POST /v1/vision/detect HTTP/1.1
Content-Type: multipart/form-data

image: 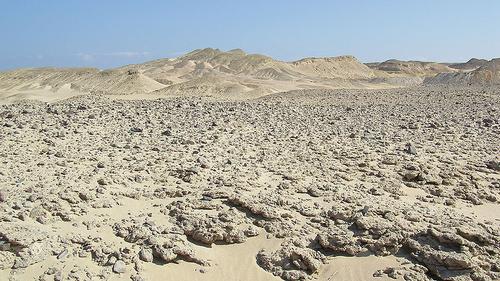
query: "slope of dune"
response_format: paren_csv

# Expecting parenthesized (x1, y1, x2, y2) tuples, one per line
(0, 68, 167, 96)
(153, 74, 256, 97)
(0, 68, 98, 91)
(292, 56, 376, 79)
(140, 48, 377, 82)
(73, 70, 167, 94)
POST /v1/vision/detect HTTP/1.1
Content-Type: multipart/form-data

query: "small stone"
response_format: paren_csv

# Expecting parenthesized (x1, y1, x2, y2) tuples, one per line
(57, 249, 68, 260)
(404, 171, 420, 181)
(130, 127, 143, 133)
(382, 157, 397, 165)
(197, 157, 210, 168)
(0, 190, 7, 202)
(134, 175, 145, 183)
(405, 143, 417, 155)
(131, 275, 146, 281)
(139, 248, 153, 262)
(112, 260, 126, 273)
(54, 270, 63, 281)
(161, 130, 172, 136)
(485, 160, 500, 171)
(97, 178, 108, 185)
(373, 269, 384, 277)
(45, 267, 57, 275)
(107, 255, 117, 265)
(369, 188, 384, 196)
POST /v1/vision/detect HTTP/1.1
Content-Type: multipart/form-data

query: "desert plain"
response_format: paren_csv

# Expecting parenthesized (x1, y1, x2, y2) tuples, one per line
(0, 49, 499, 281)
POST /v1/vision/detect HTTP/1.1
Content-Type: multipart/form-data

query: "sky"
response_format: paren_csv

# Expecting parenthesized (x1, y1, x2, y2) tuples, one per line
(1, 0, 499, 70)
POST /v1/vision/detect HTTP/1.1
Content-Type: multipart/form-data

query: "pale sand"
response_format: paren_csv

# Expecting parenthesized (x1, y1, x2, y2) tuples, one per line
(0, 236, 404, 281)
(1, 196, 404, 280)
(0, 83, 87, 105)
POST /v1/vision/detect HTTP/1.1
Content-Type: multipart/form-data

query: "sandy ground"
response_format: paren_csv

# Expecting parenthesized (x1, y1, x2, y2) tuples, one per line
(0, 86, 499, 281)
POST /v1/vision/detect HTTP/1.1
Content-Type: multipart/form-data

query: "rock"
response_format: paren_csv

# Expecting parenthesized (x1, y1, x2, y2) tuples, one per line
(57, 249, 69, 260)
(485, 160, 500, 171)
(382, 156, 397, 165)
(0, 190, 6, 202)
(197, 157, 210, 168)
(139, 248, 153, 262)
(97, 178, 108, 185)
(256, 241, 325, 280)
(103, 255, 116, 264)
(131, 275, 146, 281)
(54, 270, 63, 281)
(405, 143, 417, 155)
(13, 242, 50, 269)
(0, 223, 51, 248)
(130, 127, 143, 133)
(0, 87, 498, 281)
(317, 231, 367, 256)
(112, 260, 126, 273)
(404, 170, 420, 181)
(0, 251, 16, 270)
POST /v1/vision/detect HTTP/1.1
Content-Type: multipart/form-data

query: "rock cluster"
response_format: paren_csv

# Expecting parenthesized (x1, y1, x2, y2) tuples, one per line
(0, 87, 498, 280)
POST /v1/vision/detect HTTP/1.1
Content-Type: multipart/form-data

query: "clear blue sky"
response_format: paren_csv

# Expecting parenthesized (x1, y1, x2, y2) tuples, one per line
(1, 0, 499, 70)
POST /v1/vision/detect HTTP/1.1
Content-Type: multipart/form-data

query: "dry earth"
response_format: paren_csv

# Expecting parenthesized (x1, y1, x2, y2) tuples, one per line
(0, 86, 499, 281)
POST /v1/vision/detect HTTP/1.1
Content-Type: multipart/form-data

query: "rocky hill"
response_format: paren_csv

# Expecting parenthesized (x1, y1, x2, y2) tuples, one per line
(449, 58, 489, 71)
(425, 58, 500, 85)
(368, 59, 455, 77)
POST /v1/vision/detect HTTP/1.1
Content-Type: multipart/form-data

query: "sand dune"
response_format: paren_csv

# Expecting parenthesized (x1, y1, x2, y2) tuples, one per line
(292, 56, 376, 80)
(0, 48, 414, 103)
(0, 48, 497, 103)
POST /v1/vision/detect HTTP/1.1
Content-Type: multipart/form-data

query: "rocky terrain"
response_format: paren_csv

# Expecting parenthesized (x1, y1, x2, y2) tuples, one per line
(425, 59, 500, 86)
(0, 86, 499, 281)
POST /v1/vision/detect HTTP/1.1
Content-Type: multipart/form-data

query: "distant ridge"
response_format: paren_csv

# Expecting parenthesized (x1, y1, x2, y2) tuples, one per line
(425, 58, 500, 85)
(0, 48, 498, 103)
(0, 48, 383, 100)
(367, 59, 455, 77)
(449, 58, 489, 71)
